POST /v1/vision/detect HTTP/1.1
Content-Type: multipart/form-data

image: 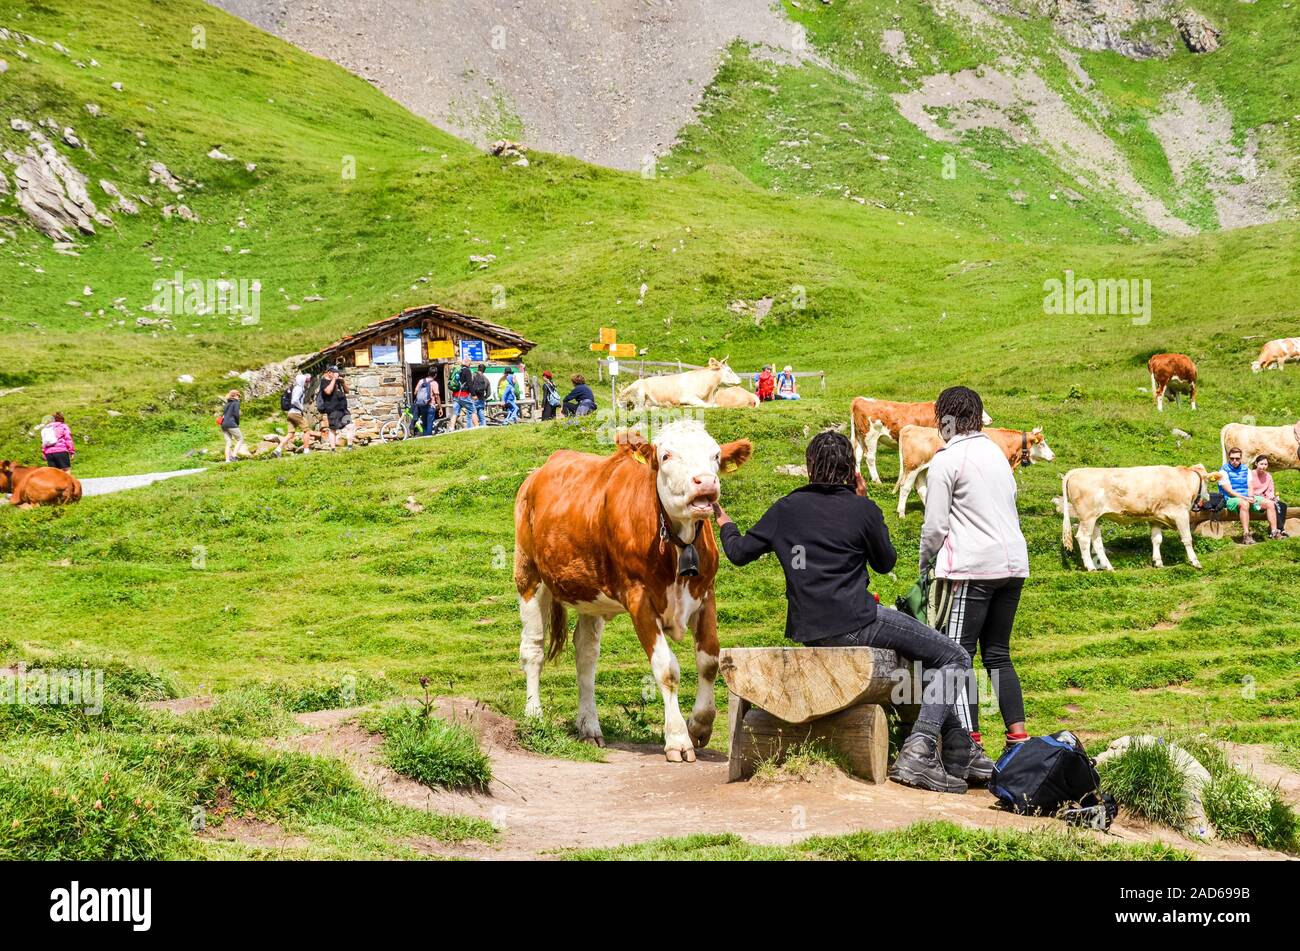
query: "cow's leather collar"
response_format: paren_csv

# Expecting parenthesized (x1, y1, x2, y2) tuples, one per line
(658, 507, 702, 577)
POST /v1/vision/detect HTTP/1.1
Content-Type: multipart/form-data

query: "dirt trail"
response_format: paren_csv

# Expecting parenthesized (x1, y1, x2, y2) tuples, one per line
(280, 700, 1296, 860)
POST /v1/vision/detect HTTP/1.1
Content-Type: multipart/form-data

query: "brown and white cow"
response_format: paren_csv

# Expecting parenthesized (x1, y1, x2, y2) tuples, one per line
(0, 461, 82, 507)
(1059, 464, 1211, 570)
(1219, 421, 1300, 473)
(895, 425, 1055, 518)
(617, 358, 741, 409)
(513, 419, 752, 762)
(1148, 353, 1198, 412)
(1251, 338, 1300, 373)
(711, 386, 761, 409)
(850, 396, 992, 484)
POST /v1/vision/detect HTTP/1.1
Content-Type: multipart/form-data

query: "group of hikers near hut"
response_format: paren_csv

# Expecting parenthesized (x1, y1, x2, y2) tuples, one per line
(717, 386, 1026, 794)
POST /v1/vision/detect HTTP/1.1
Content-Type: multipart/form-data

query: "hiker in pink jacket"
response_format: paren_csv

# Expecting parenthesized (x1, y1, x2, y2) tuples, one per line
(1248, 455, 1288, 540)
(41, 412, 75, 471)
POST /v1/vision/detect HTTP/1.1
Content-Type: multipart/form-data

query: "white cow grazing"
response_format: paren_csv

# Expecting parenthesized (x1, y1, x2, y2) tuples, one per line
(1059, 464, 1211, 570)
(1252, 338, 1300, 372)
(618, 358, 741, 408)
(1219, 422, 1300, 472)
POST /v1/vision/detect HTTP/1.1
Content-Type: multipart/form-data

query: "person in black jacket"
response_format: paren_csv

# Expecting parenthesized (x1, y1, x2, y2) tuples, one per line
(220, 389, 246, 462)
(713, 430, 990, 794)
(315, 365, 355, 450)
(562, 374, 597, 417)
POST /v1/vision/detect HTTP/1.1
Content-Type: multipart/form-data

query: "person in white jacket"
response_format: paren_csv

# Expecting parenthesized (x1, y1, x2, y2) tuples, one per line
(920, 386, 1030, 761)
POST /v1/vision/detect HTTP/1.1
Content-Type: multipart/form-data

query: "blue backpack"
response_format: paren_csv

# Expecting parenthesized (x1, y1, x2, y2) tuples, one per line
(991, 730, 1104, 818)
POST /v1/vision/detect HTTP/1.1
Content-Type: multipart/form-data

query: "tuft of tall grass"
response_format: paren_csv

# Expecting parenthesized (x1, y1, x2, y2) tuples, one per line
(752, 739, 849, 785)
(516, 716, 606, 762)
(1098, 740, 1191, 830)
(371, 706, 493, 792)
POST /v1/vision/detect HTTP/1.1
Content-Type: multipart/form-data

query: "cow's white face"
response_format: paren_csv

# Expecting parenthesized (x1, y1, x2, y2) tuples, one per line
(718, 363, 741, 387)
(627, 420, 752, 526)
(656, 421, 726, 522)
(1030, 427, 1055, 462)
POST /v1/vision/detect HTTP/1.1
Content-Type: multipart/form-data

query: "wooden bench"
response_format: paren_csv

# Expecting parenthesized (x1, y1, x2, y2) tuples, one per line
(719, 646, 901, 784)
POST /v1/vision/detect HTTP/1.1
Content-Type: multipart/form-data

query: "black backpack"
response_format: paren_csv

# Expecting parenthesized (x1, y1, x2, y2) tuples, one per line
(280, 387, 293, 412)
(991, 730, 1106, 818)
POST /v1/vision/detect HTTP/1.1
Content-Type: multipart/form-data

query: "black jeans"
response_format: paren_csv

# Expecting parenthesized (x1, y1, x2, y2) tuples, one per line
(806, 609, 971, 736)
(932, 577, 1026, 733)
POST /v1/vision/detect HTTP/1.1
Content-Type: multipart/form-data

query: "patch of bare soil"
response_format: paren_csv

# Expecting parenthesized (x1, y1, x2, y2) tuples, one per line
(145, 695, 216, 714)
(1149, 87, 1293, 229)
(892, 64, 1194, 236)
(200, 816, 312, 851)
(281, 700, 1293, 860)
(1221, 743, 1300, 806)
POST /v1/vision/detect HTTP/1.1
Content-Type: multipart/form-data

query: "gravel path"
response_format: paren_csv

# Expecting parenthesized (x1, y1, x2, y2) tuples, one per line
(79, 468, 207, 497)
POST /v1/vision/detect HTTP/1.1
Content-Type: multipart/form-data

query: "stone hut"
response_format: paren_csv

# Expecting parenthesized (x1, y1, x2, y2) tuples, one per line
(299, 304, 536, 432)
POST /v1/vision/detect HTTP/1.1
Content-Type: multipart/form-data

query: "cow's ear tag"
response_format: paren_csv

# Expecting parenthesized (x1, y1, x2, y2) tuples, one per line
(633, 451, 648, 465)
(723, 461, 738, 474)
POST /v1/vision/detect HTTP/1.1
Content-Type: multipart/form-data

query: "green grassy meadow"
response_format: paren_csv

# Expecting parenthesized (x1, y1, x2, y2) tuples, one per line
(1, 0, 1298, 858)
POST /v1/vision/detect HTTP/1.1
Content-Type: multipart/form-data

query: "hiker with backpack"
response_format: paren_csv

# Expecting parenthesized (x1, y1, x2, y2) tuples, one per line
(40, 413, 76, 471)
(775, 365, 800, 400)
(469, 364, 491, 427)
(540, 370, 561, 421)
(920, 386, 1031, 758)
(413, 372, 439, 437)
(276, 372, 313, 457)
(754, 365, 776, 402)
(713, 430, 991, 795)
(501, 370, 519, 424)
(451, 360, 475, 430)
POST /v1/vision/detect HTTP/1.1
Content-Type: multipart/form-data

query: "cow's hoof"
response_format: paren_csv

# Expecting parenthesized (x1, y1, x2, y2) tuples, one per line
(687, 716, 714, 749)
(523, 699, 543, 719)
(578, 731, 605, 748)
(665, 747, 696, 763)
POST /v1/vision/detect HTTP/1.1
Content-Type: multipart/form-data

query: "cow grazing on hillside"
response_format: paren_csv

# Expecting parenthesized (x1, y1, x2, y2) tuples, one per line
(1148, 353, 1198, 412)
(895, 425, 1055, 518)
(1252, 338, 1300, 373)
(1219, 421, 1300, 472)
(513, 420, 752, 762)
(0, 461, 82, 507)
(850, 396, 992, 484)
(711, 386, 761, 409)
(618, 358, 741, 408)
(1059, 464, 1211, 570)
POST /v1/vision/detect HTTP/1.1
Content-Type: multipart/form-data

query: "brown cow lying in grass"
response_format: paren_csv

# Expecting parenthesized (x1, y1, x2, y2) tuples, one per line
(0, 460, 83, 507)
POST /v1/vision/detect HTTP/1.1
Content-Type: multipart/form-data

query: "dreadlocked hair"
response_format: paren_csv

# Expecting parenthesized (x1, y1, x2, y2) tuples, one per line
(935, 386, 984, 440)
(806, 430, 856, 487)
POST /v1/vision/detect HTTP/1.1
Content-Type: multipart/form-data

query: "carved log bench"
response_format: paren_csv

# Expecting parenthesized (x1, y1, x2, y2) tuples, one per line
(718, 646, 902, 784)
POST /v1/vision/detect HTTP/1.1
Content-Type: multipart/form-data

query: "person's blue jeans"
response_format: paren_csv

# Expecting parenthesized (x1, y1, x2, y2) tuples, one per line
(415, 403, 433, 436)
(504, 400, 518, 423)
(454, 397, 473, 426)
(806, 609, 970, 736)
(473, 399, 486, 426)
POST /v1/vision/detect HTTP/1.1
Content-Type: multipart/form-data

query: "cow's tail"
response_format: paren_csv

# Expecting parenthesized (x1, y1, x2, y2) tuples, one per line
(545, 599, 569, 662)
(1219, 423, 1230, 467)
(1061, 471, 1074, 551)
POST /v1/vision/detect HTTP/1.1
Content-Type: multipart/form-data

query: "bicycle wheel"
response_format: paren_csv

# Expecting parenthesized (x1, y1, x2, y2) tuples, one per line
(379, 420, 405, 442)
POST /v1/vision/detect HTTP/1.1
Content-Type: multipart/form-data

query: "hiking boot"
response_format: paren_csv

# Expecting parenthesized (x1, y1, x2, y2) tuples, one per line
(1243, 533, 1257, 546)
(942, 729, 995, 785)
(889, 732, 967, 794)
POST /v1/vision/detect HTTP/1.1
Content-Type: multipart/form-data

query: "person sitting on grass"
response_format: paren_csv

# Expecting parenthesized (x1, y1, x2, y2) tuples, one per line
(562, 374, 597, 417)
(775, 365, 800, 400)
(1219, 446, 1260, 544)
(712, 430, 989, 795)
(1248, 454, 1288, 540)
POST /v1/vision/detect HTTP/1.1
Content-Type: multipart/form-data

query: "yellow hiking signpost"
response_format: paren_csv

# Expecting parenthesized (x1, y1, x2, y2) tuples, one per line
(589, 327, 640, 423)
